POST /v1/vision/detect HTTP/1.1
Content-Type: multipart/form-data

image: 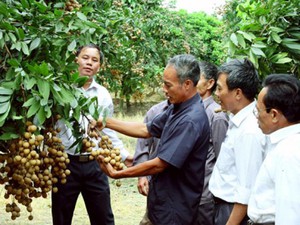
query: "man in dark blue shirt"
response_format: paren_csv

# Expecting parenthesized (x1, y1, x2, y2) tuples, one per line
(96, 54, 210, 225)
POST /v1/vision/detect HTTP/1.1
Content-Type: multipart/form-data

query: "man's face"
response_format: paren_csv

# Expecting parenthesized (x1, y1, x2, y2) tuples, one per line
(255, 87, 274, 134)
(76, 47, 101, 78)
(196, 74, 209, 97)
(162, 65, 185, 104)
(215, 73, 237, 113)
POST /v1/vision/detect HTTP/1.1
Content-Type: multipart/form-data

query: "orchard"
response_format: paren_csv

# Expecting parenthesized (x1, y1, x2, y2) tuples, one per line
(0, 0, 299, 221)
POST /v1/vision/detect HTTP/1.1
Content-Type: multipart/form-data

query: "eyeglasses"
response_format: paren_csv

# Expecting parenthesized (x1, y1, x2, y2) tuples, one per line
(253, 107, 270, 117)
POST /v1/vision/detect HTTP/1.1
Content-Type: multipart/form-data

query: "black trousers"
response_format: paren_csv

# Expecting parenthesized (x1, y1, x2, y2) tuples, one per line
(194, 200, 214, 225)
(51, 158, 114, 225)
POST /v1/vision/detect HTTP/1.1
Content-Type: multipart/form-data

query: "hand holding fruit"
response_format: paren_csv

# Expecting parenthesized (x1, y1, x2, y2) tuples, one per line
(97, 155, 118, 179)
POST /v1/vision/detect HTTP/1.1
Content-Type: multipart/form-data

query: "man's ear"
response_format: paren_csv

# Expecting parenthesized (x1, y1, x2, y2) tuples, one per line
(270, 108, 280, 123)
(184, 79, 193, 90)
(235, 88, 243, 100)
(75, 57, 78, 63)
(207, 79, 215, 90)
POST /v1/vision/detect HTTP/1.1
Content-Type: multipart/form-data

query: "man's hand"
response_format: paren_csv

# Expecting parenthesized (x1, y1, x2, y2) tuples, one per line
(124, 155, 133, 167)
(97, 155, 118, 178)
(137, 177, 149, 196)
(96, 117, 105, 130)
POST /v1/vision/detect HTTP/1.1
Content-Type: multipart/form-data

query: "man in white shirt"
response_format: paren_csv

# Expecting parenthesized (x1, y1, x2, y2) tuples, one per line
(52, 44, 132, 225)
(248, 74, 300, 225)
(209, 59, 265, 225)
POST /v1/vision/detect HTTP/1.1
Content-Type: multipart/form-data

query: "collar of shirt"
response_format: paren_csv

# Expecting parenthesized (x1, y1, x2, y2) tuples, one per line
(268, 123, 300, 145)
(202, 95, 214, 109)
(228, 101, 256, 129)
(173, 93, 201, 113)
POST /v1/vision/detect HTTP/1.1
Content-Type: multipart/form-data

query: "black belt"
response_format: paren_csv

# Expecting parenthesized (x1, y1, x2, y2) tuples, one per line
(68, 154, 94, 163)
(247, 220, 274, 225)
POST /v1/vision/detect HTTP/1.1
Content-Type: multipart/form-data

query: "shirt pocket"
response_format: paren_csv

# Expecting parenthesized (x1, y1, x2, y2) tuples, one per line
(216, 142, 234, 173)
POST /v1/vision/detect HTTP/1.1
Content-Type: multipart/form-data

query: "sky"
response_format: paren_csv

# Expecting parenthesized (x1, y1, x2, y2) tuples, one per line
(174, 0, 226, 14)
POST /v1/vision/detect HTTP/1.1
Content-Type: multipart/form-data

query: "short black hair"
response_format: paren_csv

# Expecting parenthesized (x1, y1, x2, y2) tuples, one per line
(218, 58, 260, 101)
(263, 74, 300, 123)
(76, 44, 104, 63)
(199, 61, 218, 92)
(168, 54, 200, 86)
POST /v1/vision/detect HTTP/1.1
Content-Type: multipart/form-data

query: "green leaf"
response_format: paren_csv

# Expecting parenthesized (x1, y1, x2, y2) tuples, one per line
(0, 107, 10, 125)
(40, 62, 49, 76)
(0, 132, 19, 141)
(51, 87, 65, 105)
(36, 107, 46, 125)
(30, 38, 41, 51)
(270, 26, 284, 33)
(27, 100, 41, 118)
(24, 77, 36, 90)
(20, 0, 29, 8)
(249, 50, 258, 68)
(271, 32, 281, 43)
(75, 76, 89, 87)
(251, 47, 266, 57)
(236, 34, 246, 48)
(275, 57, 292, 64)
(23, 97, 36, 107)
(77, 12, 87, 21)
(44, 105, 52, 118)
(68, 40, 77, 52)
(21, 42, 30, 55)
(230, 33, 238, 47)
(283, 43, 300, 50)
(0, 101, 10, 114)
(60, 86, 75, 104)
(0, 95, 11, 103)
(237, 31, 255, 42)
(0, 87, 13, 95)
(7, 59, 20, 67)
(37, 79, 50, 101)
(8, 32, 17, 42)
(17, 28, 25, 40)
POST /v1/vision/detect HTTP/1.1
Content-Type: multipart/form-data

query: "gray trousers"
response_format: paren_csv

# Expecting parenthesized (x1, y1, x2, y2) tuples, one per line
(214, 201, 248, 225)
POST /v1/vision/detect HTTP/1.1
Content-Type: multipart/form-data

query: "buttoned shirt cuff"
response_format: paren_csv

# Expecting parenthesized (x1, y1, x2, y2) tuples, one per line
(235, 186, 251, 204)
(120, 148, 129, 161)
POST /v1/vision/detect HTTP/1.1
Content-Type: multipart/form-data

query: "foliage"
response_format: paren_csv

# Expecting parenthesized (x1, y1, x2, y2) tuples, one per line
(0, 0, 105, 141)
(222, 0, 300, 78)
(177, 10, 226, 65)
(0, 0, 227, 136)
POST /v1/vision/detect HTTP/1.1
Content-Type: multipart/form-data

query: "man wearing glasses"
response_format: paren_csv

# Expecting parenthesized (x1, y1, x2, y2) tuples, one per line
(209, 59, 266, 225)
(248, 74, 300, 225)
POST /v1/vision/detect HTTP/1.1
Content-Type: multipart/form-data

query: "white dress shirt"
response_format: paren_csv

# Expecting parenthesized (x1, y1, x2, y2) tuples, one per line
(248, 123, 300, 224)
(209, 101, 266, 204)
(56, 79, 129, 160)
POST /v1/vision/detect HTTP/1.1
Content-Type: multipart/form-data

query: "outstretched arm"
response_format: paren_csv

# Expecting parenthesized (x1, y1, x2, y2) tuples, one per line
(97, 117, 151, 139)
(97, 156, 168, 179)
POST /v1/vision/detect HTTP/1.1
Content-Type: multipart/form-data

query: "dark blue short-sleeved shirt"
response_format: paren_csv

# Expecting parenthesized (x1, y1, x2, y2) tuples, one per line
(146, 94, 210, 225)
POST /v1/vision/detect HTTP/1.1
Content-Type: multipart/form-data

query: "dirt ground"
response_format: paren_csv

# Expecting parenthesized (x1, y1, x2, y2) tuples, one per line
(0, 177, 147, 225)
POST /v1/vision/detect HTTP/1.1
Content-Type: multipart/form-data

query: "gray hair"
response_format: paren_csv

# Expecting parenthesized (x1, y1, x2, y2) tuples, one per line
(167, 54, 200, 86)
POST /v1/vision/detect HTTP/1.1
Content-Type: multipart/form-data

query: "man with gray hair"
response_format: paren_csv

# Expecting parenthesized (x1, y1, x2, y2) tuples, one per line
(96, 54, 210, 225)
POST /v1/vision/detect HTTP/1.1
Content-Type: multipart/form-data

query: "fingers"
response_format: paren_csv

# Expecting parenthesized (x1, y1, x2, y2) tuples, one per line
(124, 155, 133, 167)
(96, 118, 105, 130)
(137, 177, 149, 196)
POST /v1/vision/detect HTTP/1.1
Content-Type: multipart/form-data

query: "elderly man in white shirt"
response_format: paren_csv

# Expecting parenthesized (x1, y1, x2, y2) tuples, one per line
(209, 59, 265, 225)
(248, 74, 300, 225)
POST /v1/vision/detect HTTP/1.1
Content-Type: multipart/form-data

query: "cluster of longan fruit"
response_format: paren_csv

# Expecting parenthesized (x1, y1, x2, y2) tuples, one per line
(65, 0, 82, 11)
(0, 121, 70, 220)
(98, 135, 125, 171)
